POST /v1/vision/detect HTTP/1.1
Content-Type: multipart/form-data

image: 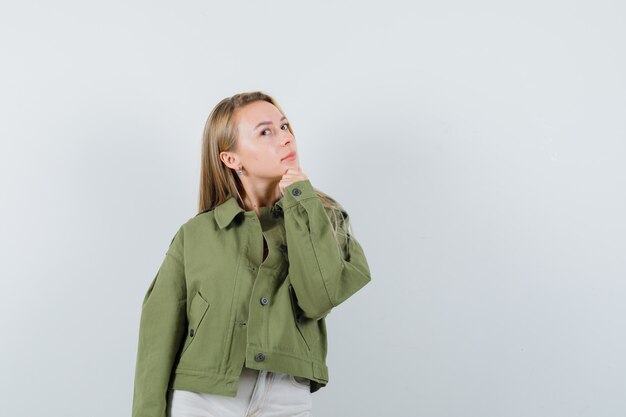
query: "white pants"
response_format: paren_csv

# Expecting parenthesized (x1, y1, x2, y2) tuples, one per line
(166, 366, 313, 417)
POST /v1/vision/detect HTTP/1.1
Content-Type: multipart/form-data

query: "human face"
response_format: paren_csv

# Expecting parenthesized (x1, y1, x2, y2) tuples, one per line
(231, 100, 299, 180)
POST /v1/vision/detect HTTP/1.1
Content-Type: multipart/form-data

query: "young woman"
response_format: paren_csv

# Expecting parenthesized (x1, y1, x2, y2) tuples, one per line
(132, 91, 372, 417)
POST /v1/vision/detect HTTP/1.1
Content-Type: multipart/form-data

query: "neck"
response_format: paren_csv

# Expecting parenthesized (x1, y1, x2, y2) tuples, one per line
(239, 178, 283, 214)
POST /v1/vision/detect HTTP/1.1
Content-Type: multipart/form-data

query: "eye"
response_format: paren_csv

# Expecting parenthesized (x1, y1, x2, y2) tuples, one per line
(261, 123, 290, 136)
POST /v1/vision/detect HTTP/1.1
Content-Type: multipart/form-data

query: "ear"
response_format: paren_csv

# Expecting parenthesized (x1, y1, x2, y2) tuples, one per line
(219, 151, 239, 170)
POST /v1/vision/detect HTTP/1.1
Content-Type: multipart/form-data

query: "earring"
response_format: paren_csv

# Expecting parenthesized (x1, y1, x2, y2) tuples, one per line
(237, 167, 243, 176)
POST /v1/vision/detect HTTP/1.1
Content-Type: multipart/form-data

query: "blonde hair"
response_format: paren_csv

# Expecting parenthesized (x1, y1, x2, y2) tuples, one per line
(197, 91, 354, 254)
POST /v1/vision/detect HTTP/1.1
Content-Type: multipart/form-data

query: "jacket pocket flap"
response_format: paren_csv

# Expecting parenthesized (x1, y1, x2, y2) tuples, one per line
(189, 291, 210, 324)
(180, 291, 210, 355)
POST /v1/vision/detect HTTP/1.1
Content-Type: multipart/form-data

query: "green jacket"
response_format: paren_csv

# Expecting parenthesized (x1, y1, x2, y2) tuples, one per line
(131, 179, 372, 417)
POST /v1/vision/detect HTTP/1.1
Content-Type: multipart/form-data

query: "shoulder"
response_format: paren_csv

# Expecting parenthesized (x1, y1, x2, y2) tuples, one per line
(195, 207, 215, 217)
(168, 208, 219, 244)
(183, 208, 219, 232)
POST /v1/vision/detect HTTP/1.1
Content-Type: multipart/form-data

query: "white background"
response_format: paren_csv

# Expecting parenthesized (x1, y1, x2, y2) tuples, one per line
(1, 1, 625, 416)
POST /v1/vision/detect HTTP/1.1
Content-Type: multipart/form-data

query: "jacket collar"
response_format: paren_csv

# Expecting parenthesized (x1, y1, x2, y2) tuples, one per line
(214, 195, 244, 229)
(214, 193, 285, 229)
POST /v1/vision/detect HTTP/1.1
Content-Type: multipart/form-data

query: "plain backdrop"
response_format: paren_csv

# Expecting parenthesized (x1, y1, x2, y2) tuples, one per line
(1, 1, 625, 416)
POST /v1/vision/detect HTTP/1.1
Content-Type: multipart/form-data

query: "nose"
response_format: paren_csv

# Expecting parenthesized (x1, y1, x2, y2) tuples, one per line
(280, 133, 293, 146)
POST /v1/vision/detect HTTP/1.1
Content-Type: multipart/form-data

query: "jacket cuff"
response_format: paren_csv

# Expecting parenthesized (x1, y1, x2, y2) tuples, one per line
(282, 179, 318, 210)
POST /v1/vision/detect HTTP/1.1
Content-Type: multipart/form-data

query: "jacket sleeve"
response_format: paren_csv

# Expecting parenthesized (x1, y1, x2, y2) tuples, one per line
(282, 179, 372, 321)
(132, 225, 187, 417)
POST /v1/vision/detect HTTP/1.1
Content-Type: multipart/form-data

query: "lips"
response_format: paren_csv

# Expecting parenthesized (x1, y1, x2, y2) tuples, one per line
(281, 151, 296, 161)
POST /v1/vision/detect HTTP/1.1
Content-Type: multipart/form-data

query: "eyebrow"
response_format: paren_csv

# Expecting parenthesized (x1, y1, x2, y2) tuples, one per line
(254, 116, 287, 131)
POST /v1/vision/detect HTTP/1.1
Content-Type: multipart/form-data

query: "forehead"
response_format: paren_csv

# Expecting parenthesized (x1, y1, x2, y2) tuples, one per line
(235, 100, 284, 130)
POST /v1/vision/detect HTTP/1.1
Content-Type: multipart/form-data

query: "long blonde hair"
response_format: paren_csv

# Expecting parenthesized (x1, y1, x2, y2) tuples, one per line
(197, 91, 354, 251)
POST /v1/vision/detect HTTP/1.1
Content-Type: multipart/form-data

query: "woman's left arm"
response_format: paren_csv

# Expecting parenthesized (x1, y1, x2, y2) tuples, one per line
(282, 179, 372, 321)
(132, 226, 187, 417)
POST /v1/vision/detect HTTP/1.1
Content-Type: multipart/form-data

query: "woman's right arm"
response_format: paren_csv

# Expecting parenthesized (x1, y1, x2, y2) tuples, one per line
(132, 225, 187, 417)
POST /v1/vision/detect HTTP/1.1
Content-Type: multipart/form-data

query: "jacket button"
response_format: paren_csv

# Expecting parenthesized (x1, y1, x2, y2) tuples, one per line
(189, 329, 194, 337)
(291, 188, 302, 196)
(260, 296, 269, 305)
(255, 352, 265, 361)
(278, 244, 287, 253)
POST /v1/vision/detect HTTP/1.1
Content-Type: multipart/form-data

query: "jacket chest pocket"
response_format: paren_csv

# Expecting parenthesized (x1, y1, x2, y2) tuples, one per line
(288, 284, 318, 351)
(180, 291, 210, 355)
